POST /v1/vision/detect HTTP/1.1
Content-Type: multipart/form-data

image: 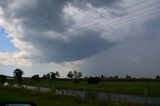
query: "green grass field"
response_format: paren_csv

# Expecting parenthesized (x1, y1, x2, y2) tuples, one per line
(20, 80, 160, 97)
(0, 86, 155, 106)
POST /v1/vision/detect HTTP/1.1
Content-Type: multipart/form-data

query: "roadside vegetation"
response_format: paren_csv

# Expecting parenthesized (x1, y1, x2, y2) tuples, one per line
(19, 80, 160, 97)
(0, 69, 160, 98)
(0, 68, 160, 106)
(0, 86, 156, 106)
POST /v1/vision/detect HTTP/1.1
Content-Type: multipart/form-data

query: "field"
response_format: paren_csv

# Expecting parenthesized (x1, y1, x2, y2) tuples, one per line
(19, 80, 160, 97)
(0, 86, 156, 106)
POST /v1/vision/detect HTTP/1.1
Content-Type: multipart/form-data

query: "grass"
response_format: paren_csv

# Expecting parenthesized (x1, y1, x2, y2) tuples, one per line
(19, 80, 160, 97)
(0, 86, 156, 106)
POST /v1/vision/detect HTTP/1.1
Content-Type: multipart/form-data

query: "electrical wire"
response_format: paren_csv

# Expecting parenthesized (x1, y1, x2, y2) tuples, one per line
(65, 1, 160, 35)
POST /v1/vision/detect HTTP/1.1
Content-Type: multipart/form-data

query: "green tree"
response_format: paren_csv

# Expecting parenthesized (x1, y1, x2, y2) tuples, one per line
(50, 72, 56, 81)
(77, 72, 82, 78)
(67, 71, 73, 80)
(41, 74, 48, 80)
(115, 75, 119, 79)
(31, 75, 40, 81)
(155, 75, 160, 81)
(13, 69, 24, 84)
(46, 73, 51, 79)
(55, 71, 60, 79)
(73, 70, 82, 79)
(126, 74, 131, 80)
(101, 75, 105, 79)
(72, 70, 82, 83)
(0, 75, 7, 84)
(73, 70, 78, 79)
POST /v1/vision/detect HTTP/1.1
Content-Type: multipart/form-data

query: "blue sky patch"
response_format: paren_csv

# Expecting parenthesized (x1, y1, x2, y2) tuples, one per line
(0, 27, 19, 52)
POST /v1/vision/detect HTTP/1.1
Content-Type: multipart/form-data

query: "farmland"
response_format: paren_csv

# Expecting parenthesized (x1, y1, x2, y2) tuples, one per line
(0, 86, 156, 106)
(18, 80, 160, 97)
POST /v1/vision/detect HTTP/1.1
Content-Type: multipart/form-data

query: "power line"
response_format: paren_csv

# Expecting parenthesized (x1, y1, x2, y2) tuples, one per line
(7, 6, 160, 62)
(6, 1, 159, 59)
(28, 8, 160, 60)
(26, 8, 160, 61)
(123, 0, 149, 10)
(65, 1, 160, 35)
(62, 0, 151, 32)
(64, 6, 160, 36)
(29, 1, 160, 51)
(98, 5, 160, 30)
(27, 0, 152, 32)
(103, 7, 160, 31)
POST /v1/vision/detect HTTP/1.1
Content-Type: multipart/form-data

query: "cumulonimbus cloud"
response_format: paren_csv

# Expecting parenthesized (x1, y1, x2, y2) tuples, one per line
(0, 0, 121, 64)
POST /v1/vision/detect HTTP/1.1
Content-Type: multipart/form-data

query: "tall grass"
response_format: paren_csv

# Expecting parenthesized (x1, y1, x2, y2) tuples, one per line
(19, 80, 160, 97)
(0, 86, 154, 106)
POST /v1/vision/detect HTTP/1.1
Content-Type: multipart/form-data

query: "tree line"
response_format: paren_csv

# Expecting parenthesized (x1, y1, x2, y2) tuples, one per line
(0, 68, 160, 85)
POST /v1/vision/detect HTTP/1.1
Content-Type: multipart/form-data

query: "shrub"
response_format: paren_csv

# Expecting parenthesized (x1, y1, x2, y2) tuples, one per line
(31, 75, 40, 81)
(0, 75, 7, 84)
(73, 79, 80, 83)
(87, 77, 100, 84)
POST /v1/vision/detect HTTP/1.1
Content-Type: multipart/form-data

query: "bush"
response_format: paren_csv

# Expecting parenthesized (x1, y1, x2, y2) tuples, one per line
(73, 79, 80, 83)
(31, 75, 40, 81)
(0, 75, 7, 84)
(155, 75, 160, 81)
(87, 77, 100, 84)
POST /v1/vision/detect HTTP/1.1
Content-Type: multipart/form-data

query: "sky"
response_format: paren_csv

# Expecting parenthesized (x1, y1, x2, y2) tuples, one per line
(0, 0, 160, 78)
(0, 27, 18, 52)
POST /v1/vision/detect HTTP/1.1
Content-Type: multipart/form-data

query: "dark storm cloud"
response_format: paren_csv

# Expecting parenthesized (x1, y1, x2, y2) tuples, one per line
(71, 0, 122, 9)
(26, 31, 115, 63)
(10, 0, 69, 32)
(7, 0, 122, 32)
(144, 17, 160, 40)
(0, 0, 12, 8)
(1, 0, 160, 77)
(81, 39, 160, 78)
(0, 0, 122, 63)
(78, 15, 160, 78)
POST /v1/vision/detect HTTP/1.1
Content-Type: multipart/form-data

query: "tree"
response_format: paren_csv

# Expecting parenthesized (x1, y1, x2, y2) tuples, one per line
(73, 70, 82, 79)
(156, 75, 160, 79)
(67, 70, 82, 83)
(0, 75, 7, 84)
(101, 75, 105, 79)
(77, 72, 82, 78)
(126, 74, 131, 80)
(155, 75, 160, 81)
(115, 75, 119, 79)
(46, 73, 51, 79)
(50, 72, 56, 81)
(41, 74, 48, 80)
(88, 77, 100, 84)
(55, 71, 60, 78)
(67, 71, 73, 79)
(73, 70, 78, 79)
(31, 75, 40, 81)
(13, 69, 24, 84)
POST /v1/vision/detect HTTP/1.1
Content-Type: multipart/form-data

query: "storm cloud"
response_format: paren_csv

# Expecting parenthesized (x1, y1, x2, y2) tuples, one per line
(0, 0, 160, 77)
(0, 0, 121, 63)
(28, 31, 115, 63)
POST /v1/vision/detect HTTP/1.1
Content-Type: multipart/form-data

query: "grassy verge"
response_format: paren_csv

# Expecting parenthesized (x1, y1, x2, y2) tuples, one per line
(20, 80, 160, 97)
(0, 86, 155, 106)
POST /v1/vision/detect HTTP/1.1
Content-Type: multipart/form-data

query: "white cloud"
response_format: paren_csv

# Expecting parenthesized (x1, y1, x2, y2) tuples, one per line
(0, 52, 32, 66)
(0, 3, 35, 66)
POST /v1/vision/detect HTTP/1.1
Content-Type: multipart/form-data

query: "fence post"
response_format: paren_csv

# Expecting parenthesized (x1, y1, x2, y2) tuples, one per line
(144, 88, 148, 105)
(61, 90, 64, 96)
(84, 87, 87, 102)
(107, 93, 111, 102)
(51, 84, 55, 92)
(38, 84, 40, 91)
